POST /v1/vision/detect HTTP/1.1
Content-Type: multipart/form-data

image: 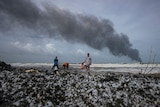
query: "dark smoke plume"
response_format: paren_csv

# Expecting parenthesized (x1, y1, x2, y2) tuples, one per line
(0, 0, 142, 62)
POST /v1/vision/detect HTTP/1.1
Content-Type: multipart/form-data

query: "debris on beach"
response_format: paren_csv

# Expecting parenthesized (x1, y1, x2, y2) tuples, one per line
(0, 62, 160, 107)
(25, 69, 40, 73)
(0, 61, 14, 71)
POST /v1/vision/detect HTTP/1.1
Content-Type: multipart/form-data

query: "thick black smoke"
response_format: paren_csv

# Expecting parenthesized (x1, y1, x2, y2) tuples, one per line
(0, 0, 142, 62)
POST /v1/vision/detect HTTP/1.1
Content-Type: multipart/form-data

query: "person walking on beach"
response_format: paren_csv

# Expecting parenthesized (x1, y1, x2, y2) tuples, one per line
(83, 53, 92, 75)
(52, 56, 59, 70)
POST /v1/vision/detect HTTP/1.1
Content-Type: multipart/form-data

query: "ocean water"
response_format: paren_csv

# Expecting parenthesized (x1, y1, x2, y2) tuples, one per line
(10, 63, 160, 74)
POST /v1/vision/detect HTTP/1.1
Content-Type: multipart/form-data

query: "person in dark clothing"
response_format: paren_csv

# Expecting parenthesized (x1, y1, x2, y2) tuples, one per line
(52, 56, 59, 74)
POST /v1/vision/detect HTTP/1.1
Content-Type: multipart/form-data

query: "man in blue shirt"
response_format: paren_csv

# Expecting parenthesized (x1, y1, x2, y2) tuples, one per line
(52, 56, 59, 70)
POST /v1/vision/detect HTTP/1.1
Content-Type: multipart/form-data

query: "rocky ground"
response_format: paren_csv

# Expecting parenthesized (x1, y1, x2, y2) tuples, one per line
(0, 62, 160, 107)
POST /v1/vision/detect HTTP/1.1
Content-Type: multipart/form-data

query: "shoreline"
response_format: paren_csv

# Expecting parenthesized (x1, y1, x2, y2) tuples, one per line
(10, 63, 160, 74)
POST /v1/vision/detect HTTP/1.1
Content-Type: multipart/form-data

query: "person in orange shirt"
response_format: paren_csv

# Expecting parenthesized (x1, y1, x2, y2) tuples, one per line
(80, 62, 85, 69)
(63, 62, 69, 71)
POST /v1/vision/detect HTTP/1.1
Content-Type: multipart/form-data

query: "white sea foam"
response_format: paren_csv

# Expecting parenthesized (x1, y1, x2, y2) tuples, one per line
(72, 63, 160, 74)
(10, 63, 53, 67)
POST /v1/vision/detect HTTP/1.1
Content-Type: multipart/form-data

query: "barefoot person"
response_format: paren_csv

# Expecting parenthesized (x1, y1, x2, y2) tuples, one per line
(52, 56, 59, 75)
(80, 62, 85, 69)
(63, 62, 69, 71)
(83, 53, 92, 75)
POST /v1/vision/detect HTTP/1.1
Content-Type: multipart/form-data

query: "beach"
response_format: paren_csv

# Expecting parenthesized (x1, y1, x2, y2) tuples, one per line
(0, 62, 160, 106)
(11, 62, 160, 74)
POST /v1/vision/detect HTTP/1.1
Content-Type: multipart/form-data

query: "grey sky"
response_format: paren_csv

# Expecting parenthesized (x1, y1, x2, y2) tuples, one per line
(0, 0, 160, 63)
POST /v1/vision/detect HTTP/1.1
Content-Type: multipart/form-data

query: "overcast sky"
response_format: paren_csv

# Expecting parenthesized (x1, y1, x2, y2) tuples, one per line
(0, 0, 160, 63)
